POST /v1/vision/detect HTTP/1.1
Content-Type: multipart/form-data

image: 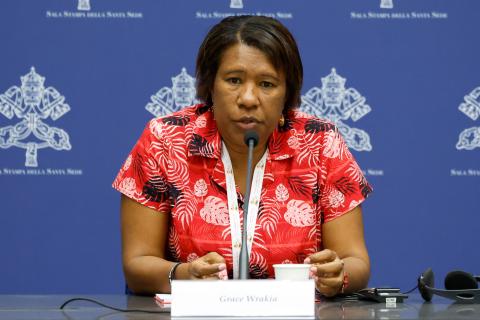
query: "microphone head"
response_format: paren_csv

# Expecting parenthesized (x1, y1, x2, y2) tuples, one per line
(244, 130, 259, 147)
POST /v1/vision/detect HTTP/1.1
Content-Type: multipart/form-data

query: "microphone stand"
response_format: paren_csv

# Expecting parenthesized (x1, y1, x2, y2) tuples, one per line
(239, 137, 256, 280)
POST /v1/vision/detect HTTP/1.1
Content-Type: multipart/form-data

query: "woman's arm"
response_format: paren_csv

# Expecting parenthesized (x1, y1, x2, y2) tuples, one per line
(306, 206, 370, 296)
(122, 195, 179, 294)
(121, 195, 227, 295)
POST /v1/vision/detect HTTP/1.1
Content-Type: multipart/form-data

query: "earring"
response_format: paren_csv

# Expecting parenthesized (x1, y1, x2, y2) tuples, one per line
(278, 115, 285, 127)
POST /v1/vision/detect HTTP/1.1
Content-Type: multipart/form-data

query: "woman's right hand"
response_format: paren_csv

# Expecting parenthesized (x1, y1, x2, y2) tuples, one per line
(188, 252, 228, 280)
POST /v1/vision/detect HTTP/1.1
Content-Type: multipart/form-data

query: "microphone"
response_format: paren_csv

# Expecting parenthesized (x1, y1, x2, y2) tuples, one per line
(243, 131, 259, 148)
(239, 130, 259, 280)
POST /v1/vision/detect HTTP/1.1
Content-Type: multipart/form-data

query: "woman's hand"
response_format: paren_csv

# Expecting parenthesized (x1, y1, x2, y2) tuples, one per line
(188, 252, 229, 280)
(305, 249, 345, 297)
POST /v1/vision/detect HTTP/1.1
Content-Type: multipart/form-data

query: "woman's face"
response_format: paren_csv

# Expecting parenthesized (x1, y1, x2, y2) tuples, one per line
(211, 43, 287, 152)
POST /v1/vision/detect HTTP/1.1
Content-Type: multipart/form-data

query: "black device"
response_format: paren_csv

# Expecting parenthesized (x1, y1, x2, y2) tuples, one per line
(356, 287, 408, 303)
(238, 130, 259, 280)
(418, 268, 480, 303)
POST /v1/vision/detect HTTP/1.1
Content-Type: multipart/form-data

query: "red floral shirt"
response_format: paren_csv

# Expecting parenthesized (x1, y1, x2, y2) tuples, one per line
(113, 104, 371, 278)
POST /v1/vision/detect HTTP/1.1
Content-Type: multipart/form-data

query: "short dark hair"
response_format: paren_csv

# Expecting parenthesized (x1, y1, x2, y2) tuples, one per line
(196, 15, 303, 111)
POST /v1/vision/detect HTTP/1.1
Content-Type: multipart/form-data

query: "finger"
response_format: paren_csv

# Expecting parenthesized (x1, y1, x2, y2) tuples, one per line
(316, 282, 338, 298)
(201, 274, 223, 280)
(316, 274, 343, 288)
(190, 253, 227, 278)
(200, 269, 228, 281)
(312, 260, 343, 276)
(197, 262, 226, 277)
(204, 252, 226, 264)
(304, 249, 337, 264)
(217, 269, 228, 280)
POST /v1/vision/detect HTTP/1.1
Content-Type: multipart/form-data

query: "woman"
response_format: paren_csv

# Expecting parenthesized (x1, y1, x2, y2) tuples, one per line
(113, 15, 372, 297)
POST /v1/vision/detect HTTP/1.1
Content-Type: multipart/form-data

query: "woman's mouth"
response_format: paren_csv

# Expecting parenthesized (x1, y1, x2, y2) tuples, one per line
(235, 117, 260, 130)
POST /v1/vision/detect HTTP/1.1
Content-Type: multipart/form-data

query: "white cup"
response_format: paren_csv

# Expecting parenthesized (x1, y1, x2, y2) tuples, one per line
(273, 264, 311, 280)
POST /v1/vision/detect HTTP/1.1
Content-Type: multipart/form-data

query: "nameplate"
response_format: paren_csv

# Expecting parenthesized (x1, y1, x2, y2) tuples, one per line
(171, 280, 315, 318)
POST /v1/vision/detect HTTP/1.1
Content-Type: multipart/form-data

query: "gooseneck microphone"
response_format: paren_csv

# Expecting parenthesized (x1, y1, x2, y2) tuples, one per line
(239, 130, 259, 280)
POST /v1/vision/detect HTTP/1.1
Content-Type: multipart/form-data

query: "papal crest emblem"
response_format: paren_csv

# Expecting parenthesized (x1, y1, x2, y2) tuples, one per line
(0, 67, 72, 167)
(146, 68, 199, 117)
(301, 68, 372, 151)
(230, 0, 244, 9)
(380, 0, 394, 9)
(77, 0, 91, 11)
(456, 87, 480, 150)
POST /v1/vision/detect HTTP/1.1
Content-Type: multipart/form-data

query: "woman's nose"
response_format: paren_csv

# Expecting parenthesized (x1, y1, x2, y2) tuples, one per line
(237, 83, 259, 108)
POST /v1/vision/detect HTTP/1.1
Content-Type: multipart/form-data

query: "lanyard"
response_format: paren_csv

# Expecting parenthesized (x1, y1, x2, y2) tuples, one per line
(221, 142, 267, 279)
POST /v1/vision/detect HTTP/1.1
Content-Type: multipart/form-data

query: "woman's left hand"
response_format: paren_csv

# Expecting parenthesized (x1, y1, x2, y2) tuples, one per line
(305, 249, 345, 297)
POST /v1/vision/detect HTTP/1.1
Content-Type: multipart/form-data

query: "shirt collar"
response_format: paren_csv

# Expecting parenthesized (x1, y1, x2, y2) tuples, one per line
(188, 106, 222, 159)
(188, 105, 297, 161)
(267, 113, 297, 161)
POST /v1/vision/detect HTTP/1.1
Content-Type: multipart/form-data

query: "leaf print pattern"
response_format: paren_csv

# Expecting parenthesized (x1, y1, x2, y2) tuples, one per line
(360, 179, 372, 198)
(263, 172, 274, 184)
(162, 115, 190, 126)
(166, 133, 189, 164)
(194, 179, 208, 197)
(258, 194, 281, 239)
(249, 251, 268, 279)
(253, 224, 267, 250)
(308, 225, 318, 242)
(346, 161, 364, 183)
(323, 130, 348, 159)
(131, 151, 148, 186)
(188, 133, 214, 157)
(288, 176, 312, 198)
(113, 104, 371, 280)
(296, 131, 321, 166)
(200, 196, 229, 226)
(118, 177, 136, 198)
(327, 188, 345, 208)
(168, 225, 181, 261)
(176, 191, 196, 229)
(275, 183, 289, 202)
(123, 155, 132, 171)
(269, 132, 287, 155)
(312, 184, 319, 204)
(305, 119, 336, 134)
(149, 119, 164, 139)
(284, 200, 315, 227)
(276, 154, 290, 160)
(168, 158, 189, 189)
(195, 115, 207, 128)
(142, 176, 170, 203)
(168, 183, 182, 206)
(287, 135, 299, 149)
(221, 225, 231, 241)
(334, 177, 355, 196)
(348, 200, 360, 210)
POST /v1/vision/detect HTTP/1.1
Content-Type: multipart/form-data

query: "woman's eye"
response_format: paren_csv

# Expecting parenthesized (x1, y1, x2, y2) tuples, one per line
(227, 78, 241, 84)
(260, 81, 274, 88)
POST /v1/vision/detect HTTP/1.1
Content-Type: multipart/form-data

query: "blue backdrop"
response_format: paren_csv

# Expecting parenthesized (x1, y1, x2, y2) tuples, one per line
(1, 0, 479, 293)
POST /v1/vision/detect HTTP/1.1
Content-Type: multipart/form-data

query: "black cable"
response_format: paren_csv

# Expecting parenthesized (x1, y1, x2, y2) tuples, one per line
(59, 297, 168, 314)
(402, 284, 418, 295)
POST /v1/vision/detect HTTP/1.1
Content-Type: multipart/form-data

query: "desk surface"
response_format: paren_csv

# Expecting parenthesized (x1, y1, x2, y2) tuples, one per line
(1, 293, 479, 319)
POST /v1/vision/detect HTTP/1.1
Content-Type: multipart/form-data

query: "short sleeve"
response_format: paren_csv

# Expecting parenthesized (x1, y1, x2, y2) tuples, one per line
(318, 126, 372, 222)
(112, 119, 172, 213)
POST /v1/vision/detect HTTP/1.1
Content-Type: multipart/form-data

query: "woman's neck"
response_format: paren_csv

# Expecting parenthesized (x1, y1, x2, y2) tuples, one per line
(224, 141, 267, 195)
